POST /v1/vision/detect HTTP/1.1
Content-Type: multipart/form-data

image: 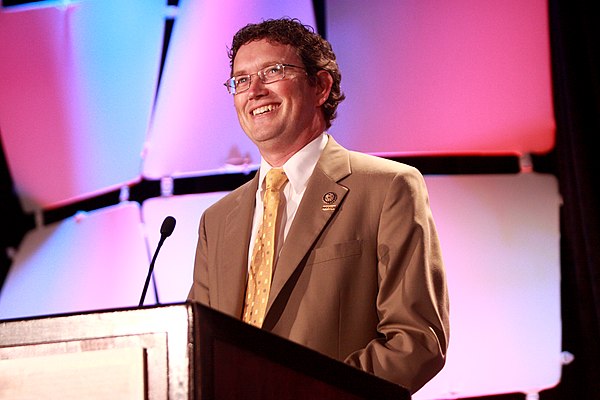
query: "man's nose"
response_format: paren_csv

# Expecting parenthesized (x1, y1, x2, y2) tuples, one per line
(247, 76, 268, 98)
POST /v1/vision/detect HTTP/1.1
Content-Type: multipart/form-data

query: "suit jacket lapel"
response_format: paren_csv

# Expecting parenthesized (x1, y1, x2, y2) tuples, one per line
(219, 175, 259, 317)
(267, 137, 351, 310)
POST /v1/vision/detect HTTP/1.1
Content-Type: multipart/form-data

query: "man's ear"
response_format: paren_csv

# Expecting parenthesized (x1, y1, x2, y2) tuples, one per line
(314, 70, 334, 107)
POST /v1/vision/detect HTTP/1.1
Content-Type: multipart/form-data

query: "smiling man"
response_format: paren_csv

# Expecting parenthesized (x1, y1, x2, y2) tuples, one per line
(188, 17, 449, 394)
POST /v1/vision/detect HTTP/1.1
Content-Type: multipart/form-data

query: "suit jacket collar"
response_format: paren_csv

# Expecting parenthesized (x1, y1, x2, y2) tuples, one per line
(217, 135, 352, 320)
(267, 135, 351, 314)
(220, 176, 258, 316)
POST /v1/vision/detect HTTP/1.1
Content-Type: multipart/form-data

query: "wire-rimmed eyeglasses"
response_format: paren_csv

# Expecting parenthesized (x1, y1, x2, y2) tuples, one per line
(224, 63, 306, 95)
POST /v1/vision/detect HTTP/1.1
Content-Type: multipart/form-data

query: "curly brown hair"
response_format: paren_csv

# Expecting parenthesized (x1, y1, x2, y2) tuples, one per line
(228, 17, 345, 129)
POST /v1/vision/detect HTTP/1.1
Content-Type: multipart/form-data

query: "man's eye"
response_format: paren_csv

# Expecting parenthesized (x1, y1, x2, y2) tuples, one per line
(265, 65, 282, 75)
(236, 76, 249, 85)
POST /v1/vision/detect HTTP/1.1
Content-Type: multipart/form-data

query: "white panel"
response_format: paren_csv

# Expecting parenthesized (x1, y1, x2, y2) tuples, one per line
(141, 192, 229, 304)
(414, 173, 562, 398)
(0, 202, 152, 320)
(0, 0, 165, 211)
(326, 0, 554, 155)
(143, 0, 316, 178)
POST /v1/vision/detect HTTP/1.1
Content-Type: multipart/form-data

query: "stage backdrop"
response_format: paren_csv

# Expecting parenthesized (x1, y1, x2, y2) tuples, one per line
(0, 1, 560, 398)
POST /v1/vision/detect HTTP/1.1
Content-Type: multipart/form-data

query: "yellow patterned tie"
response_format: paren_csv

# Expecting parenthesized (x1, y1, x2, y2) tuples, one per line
(243, 168, 288, 327)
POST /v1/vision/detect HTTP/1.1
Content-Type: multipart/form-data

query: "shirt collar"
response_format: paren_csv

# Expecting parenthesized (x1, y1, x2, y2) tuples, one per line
(258, 133, 328, 193)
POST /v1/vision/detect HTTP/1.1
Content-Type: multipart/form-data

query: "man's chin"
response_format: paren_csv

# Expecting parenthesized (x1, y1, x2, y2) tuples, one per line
(246, 129, 281, 144)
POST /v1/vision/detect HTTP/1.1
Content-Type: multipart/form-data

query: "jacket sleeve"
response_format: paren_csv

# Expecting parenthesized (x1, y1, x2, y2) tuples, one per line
(187, 212, 210, 305)
(344, 168, 450, 394)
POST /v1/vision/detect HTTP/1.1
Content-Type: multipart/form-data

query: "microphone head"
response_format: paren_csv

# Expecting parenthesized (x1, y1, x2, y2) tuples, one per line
(160, 216, 176, 237)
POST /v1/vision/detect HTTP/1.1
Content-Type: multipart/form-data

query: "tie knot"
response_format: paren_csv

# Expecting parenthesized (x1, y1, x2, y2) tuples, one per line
(265, 168, 288, 192)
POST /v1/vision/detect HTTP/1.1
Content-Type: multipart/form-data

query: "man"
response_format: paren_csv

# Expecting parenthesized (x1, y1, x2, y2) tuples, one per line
(188, 17, 449, 394)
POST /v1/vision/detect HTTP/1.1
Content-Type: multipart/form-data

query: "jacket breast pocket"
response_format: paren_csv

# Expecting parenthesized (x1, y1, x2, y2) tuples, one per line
(307, 240, 362, 265)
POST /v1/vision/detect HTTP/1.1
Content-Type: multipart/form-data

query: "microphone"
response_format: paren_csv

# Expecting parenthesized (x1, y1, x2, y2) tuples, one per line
(139, 216, 176, 307)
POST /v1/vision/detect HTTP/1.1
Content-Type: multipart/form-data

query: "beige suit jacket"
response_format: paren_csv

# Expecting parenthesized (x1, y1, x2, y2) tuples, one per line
(188, 136, 449, 393)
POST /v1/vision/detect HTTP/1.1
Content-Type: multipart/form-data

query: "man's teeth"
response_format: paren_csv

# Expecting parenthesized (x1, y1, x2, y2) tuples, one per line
(252, 105, 277, 116)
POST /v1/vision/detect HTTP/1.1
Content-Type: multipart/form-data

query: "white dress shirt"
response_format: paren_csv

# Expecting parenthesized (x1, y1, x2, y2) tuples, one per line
(248, 133, 328, 269)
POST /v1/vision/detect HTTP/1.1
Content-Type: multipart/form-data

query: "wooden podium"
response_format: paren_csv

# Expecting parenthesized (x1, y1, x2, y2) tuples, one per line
(0, 302, 409, 399)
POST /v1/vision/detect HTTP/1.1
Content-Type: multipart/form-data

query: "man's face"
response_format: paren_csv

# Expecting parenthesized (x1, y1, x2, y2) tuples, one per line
(232, 39, 323, 154)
